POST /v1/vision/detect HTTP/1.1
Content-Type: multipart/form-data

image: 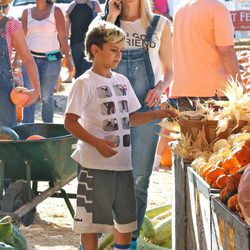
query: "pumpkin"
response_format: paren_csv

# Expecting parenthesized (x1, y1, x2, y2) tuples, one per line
(216, 174, 229, 189)
(221, 157, 240, 174)
(160, 147, 172, 168)
(0, 127, 19, 141)
(26, 135, 45, 140)
(10, 87, 29, 106)
(205, 167, 226, 185)
(234, 140, 250, 167)
(227, 194, 238, 212)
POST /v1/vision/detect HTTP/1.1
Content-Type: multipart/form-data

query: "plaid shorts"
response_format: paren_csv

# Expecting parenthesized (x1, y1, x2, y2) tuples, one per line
(73, 166, 137, 234)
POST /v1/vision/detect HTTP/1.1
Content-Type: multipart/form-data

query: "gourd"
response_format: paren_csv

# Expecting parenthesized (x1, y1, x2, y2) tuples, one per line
(151, 217, 172, 246)
(137, 237, 170, 250)
(10, 87, 29, 107)
(26, 135, 45, 140)
(0, 127, 19, 141)
(145, 204, 172, 219)
(141, 216, 155, 239)
(0, 216, 27, 250)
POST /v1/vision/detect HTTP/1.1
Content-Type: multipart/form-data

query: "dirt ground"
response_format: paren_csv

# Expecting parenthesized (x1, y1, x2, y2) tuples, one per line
(19, 75, 173, 250)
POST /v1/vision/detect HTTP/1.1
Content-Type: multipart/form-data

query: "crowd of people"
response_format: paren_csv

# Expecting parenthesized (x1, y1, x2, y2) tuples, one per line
(0, 0, 241, 249)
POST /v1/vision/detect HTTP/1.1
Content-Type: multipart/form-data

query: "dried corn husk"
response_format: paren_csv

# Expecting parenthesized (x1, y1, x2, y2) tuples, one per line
(213, 139, 231, 152)
(157, 120, 180, 132)
(227, 133, 250, 145)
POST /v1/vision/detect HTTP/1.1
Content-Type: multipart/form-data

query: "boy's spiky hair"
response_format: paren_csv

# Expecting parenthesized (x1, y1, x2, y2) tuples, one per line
(85, 21, 126, 62)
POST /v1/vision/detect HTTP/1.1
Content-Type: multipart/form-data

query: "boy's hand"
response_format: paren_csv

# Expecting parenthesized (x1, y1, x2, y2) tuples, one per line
(156, 109, 178, 119)
(95, 139, 118, 158)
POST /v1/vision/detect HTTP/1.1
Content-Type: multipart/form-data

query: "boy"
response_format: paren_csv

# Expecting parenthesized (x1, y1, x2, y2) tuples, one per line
(64, 21, 176, 250)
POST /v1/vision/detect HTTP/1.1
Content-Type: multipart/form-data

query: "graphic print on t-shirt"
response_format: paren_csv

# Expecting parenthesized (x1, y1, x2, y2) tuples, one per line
(96, 86, 112, 98)
(125, 32, 156, 48)
(98, 81, 130, 147)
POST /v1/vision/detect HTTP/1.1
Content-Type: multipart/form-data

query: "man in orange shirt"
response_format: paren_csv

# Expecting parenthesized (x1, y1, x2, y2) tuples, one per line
(169, 0, 240, 110)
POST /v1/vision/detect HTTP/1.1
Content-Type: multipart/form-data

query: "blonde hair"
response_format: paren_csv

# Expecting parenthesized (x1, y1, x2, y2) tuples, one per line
(85, 21, 126, 62)
(140, 0, 154, 29)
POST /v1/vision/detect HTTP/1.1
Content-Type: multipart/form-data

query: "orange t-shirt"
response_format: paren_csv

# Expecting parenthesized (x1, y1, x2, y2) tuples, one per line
(169, 0, 234, 97)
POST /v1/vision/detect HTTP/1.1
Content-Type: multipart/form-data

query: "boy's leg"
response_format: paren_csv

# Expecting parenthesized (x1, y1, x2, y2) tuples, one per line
(114, 229, 131, 250)
(81, 233, 98, 250)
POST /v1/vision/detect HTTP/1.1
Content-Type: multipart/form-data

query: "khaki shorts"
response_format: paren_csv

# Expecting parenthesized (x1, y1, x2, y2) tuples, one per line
(73, 166, 137, 234)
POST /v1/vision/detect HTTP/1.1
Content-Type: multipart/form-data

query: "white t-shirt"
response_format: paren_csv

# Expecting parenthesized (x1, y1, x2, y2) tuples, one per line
(26, 5, 60, 53)
(120, 15, 167, 85)
(65, 70, 141, 171)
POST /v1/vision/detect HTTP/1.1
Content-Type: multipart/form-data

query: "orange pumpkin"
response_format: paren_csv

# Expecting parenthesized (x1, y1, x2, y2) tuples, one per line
(216, 174, 229, 189)
(205, 167, 226, 185)
(221, 157, 240, 174)
(160, 147, 172, 168)
(234, 140, 250, 167)
(201, 165, 214, 179)
(10, 86, 29, 106)
(227, 194, 238, 212)
(26, 135, 45, 140)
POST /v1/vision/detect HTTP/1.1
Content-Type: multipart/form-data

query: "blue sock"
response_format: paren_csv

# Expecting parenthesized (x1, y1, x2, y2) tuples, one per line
(130, 238, 137, 250)
(114, 243, 130, 250)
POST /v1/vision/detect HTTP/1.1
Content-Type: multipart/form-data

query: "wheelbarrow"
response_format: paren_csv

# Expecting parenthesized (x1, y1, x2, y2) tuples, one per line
(0, 123, 78, 226)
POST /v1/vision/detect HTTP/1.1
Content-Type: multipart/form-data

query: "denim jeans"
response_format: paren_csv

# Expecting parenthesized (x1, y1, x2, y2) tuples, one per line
(22, 57, 61, 123)
(71, 42, 91, 78)
(115, 48, 160, 238)
(0, 17, 16, 127)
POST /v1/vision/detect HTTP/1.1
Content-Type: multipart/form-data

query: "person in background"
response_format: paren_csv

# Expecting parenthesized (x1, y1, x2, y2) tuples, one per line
(0, 0, 40, 127)
(64, 21, 176, 250)
(103, 0, 173, 247)
(169, 0, 241, 111)
(152, 0, 172, 21)
(65, 0, 101, 79)
(20, 0, 73, 123)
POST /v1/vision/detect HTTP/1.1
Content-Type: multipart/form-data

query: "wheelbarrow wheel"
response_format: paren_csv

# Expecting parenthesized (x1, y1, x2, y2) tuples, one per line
(2, 180, 36, 226)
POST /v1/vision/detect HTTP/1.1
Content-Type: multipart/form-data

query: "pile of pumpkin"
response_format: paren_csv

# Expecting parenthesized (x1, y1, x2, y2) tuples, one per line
(191, 135, 250, 221)
(98, 204, 172, 250)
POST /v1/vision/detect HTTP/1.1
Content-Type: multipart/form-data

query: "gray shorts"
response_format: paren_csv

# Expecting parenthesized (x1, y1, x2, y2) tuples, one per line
(73, 166, 137, 234)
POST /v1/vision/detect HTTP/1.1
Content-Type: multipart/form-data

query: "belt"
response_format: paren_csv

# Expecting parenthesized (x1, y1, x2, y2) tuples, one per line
(30, 50, 46, 57)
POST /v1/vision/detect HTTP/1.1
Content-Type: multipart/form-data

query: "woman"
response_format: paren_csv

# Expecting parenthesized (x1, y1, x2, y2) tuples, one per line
(65, 0, 101, 78)
(104, 0, 173, 247)
(0, 0, 40, 127)
(21, 0, 74, 123)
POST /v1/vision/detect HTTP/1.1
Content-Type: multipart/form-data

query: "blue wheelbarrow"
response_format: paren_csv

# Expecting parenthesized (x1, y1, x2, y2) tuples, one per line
(0, 123, 77, 226)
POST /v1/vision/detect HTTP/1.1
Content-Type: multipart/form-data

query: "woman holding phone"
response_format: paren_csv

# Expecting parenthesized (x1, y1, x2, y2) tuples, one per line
(103, 0, 173, 248)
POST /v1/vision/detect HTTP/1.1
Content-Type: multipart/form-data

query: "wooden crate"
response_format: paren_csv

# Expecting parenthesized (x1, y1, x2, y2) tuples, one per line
(211, 197, 250, 250)
(186, 167, 220, 250)
(173, 156, 219, 250)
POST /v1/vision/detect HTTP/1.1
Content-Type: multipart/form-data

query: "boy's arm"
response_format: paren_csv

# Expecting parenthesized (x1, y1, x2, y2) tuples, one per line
(64, 113, 117, 158)
(129, 109, 177, 127)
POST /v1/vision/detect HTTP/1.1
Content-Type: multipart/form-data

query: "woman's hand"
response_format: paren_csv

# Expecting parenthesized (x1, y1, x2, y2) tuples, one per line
(145, 81, 164, 107)
(107, 0, 121, 23)
(23, 88, 40, 106)
(65, 55, 75, 73)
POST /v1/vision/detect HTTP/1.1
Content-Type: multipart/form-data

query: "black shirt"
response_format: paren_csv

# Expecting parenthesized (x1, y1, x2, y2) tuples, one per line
(67, 2, 94, 46)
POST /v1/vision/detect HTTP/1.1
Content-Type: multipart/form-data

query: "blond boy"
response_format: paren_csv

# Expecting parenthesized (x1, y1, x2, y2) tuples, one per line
(64, 21, 175, 250)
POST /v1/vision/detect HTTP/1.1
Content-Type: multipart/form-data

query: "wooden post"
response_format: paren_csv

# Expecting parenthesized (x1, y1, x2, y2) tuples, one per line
(173, 155, 193, 250)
